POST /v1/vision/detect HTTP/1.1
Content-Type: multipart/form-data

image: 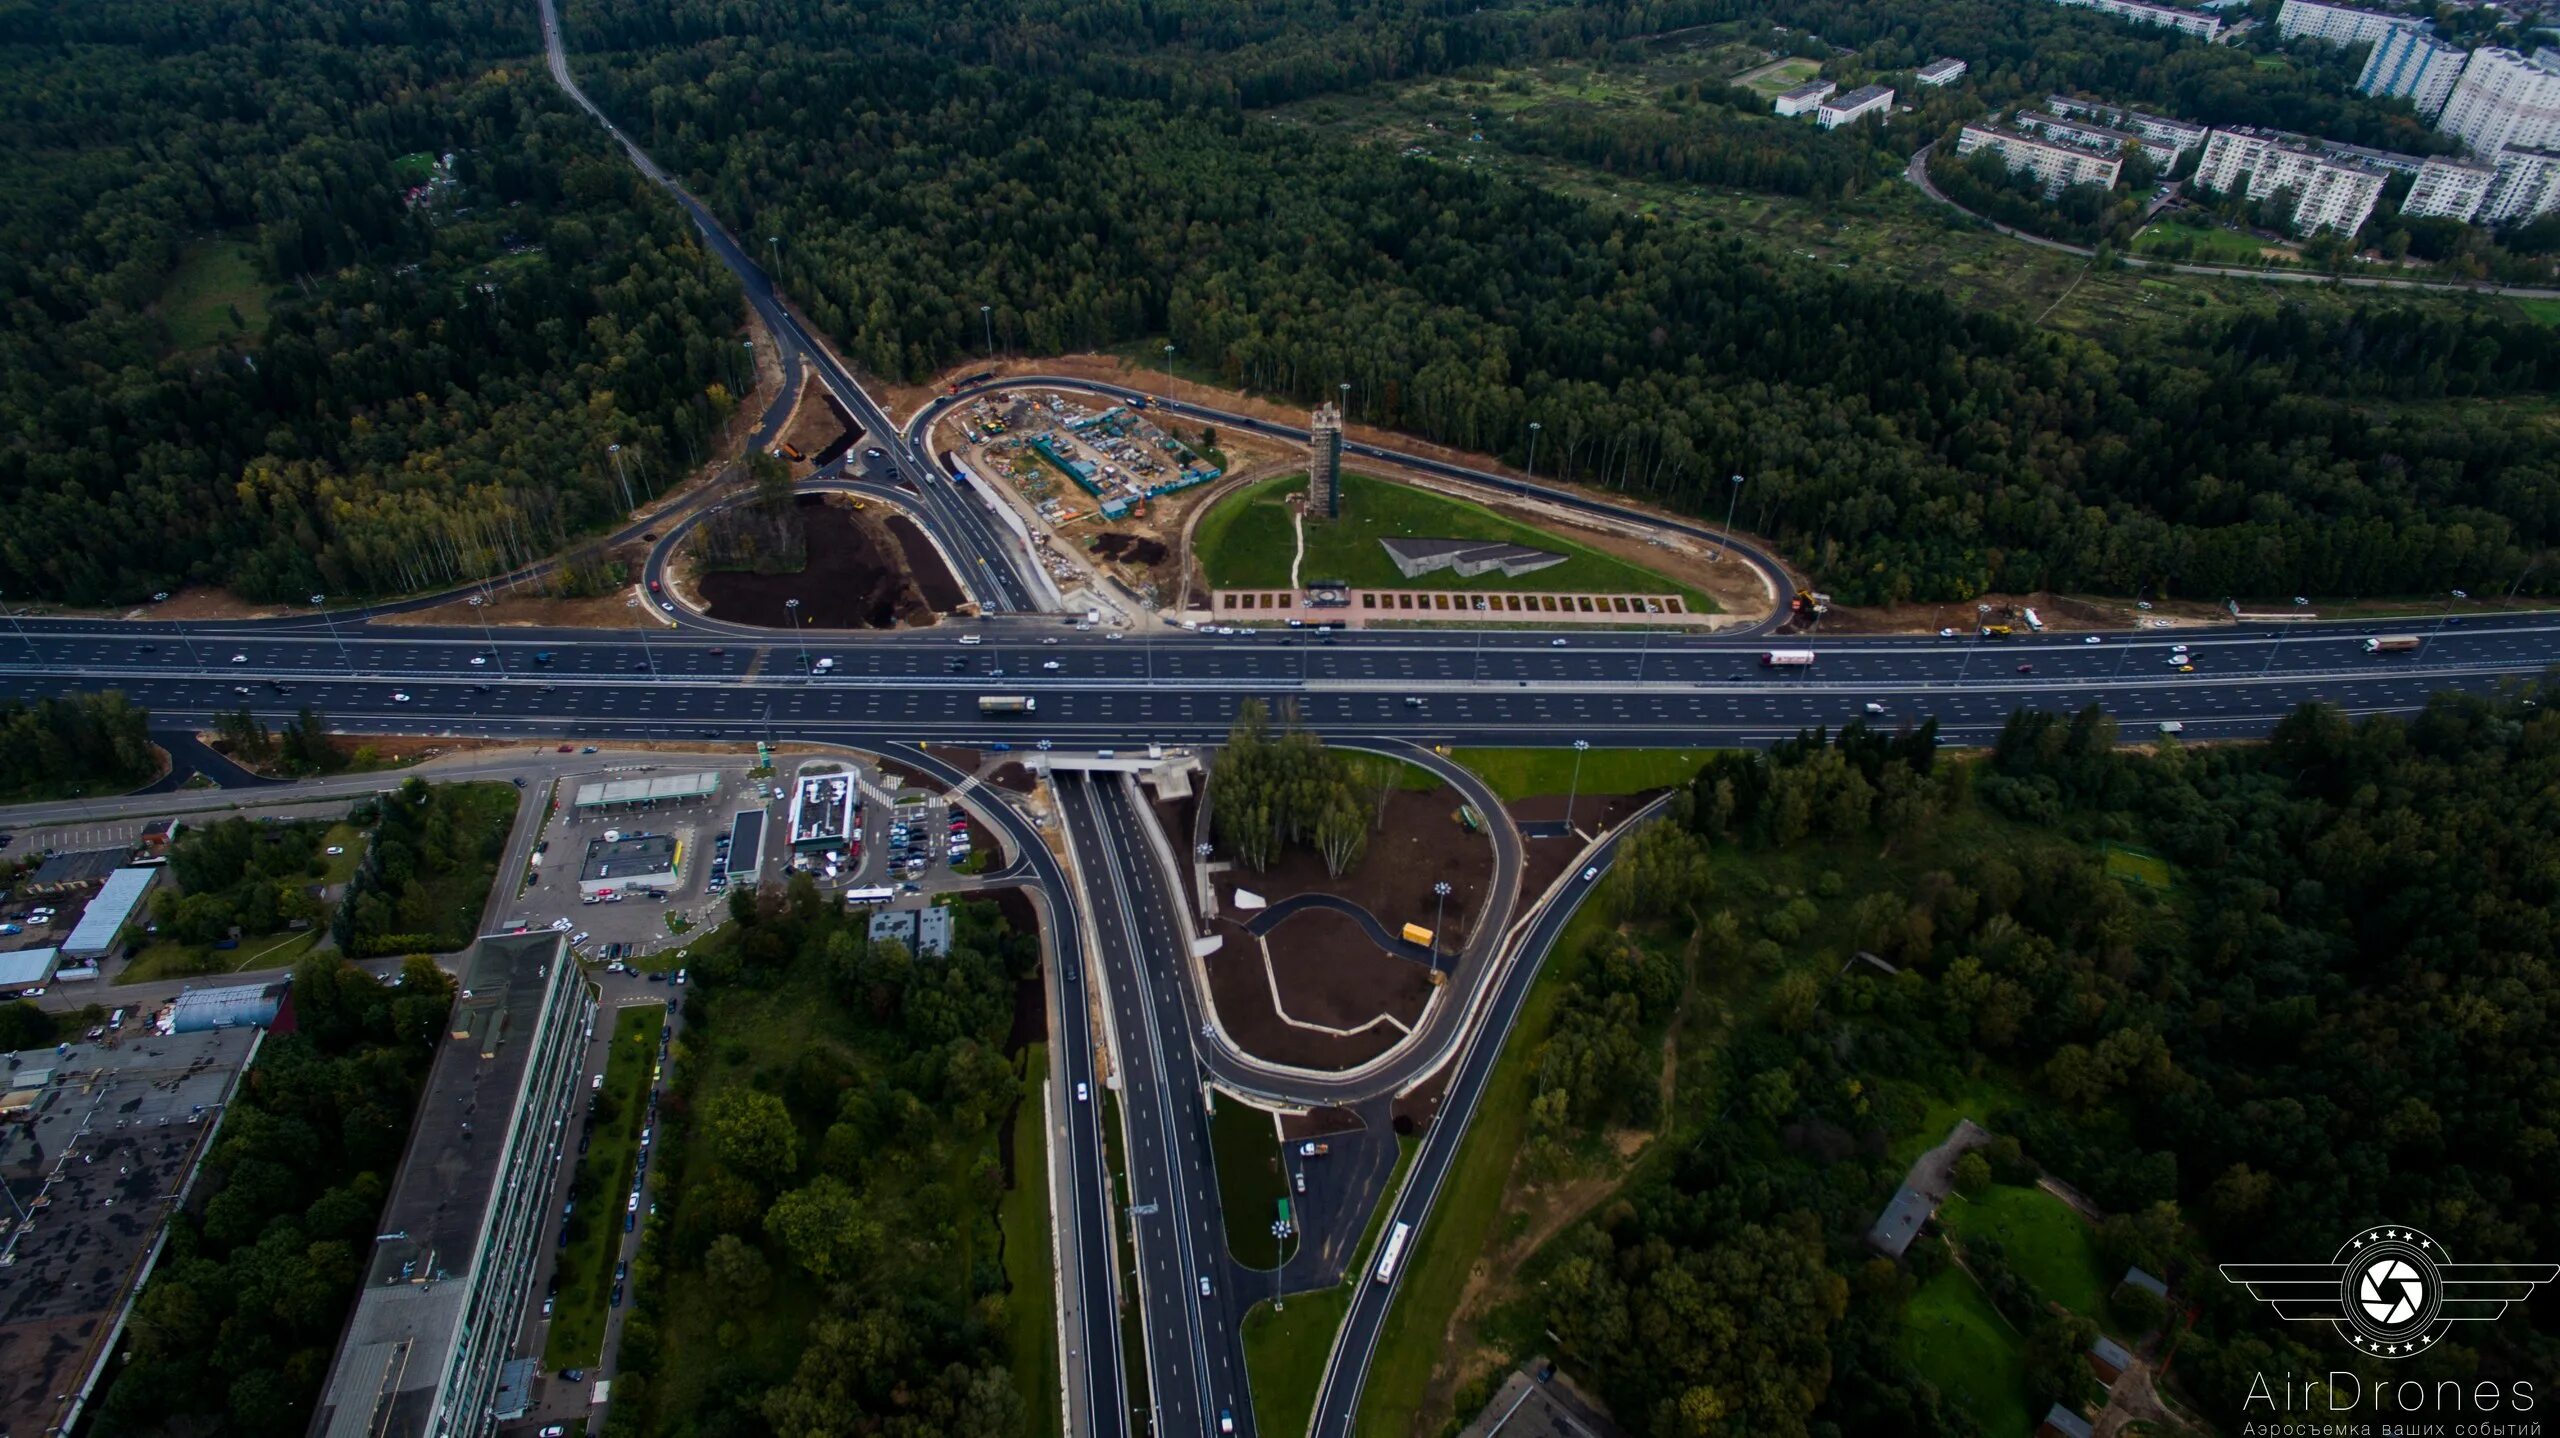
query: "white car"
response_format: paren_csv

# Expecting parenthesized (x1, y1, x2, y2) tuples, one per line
(1551, 638, 1569, 647)
(1075, 1081, 1089, 1101)
(1042, 660, 1061, 671)
(1938, 628, 1956, 638)
(469, 656, 487, 666)
(1199, 1275, 1213, 1297)
(391, 692, 412, 703)
(659, 601, 674, 613)
(958, 634, 983, 645)
(2083, 635, 2102, 644)
(325, 845, 345, 855)
(1042, 637, 1059, 645)
(1581, 866, 1599, 882)
(230, 653, 247, 663)
(1105, 632, 1123, 642)
(1863, 702, 1885, 715)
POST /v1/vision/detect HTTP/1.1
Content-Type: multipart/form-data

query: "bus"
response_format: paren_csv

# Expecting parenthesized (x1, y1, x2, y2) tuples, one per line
(978, 695, 1037, 715)
(844, 886, 895, 906)
(1373, 1220, 1413, 1284)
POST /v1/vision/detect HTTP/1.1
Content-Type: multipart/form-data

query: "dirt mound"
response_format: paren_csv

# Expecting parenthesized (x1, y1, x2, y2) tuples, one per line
(695, 498, 933, 629)
(884, 514, 965, 611)
(1093, 532, 1169, 566)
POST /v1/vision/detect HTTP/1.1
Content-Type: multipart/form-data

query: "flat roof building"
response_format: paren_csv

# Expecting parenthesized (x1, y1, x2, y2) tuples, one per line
(0, 947, 58, 991)
(0, 1027, 262, 1438)
(1958, 121, 2128, 191)
(1773, 78, 1837, 118)
(1917, 57, 1969, 87)
(28, 848, 127, 891)
(2048, 0, 2224, 41)
(579, 833, 680, 895)
(1818, 83, 1896, 129)
(869, 909, 918, 952)
(2404, 151, 2500, 217)
(2045, 93, 2210, 160)
(165, 979, 288, 1034)
(62, 866, 156, 962)
(726, 809, 766, 886)
(2361, 26, 2467, 118)
(867, 907, 955, 958)
(2195, 126, 2390, 234)
(570, 771, 719, 811)
(788, 770, 858, 853)
(2277, 0, 2423, 49)
(2439, 46, 2560, 156)
(309, 932, 591, 1438)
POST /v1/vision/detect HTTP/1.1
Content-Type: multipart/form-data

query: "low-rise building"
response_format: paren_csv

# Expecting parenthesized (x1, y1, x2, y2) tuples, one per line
(2277, 0, 2424, 49)
(1773, 78, 1836, 118)
(788, 769, 858, 854)
(2402, 151, 2500, 217)
(2361, 25, 2468, 118)
(0, 947, 58, 993)
(1916, 57, 1969, 87)
(579, 833, 680, 896)
(2194, 126, 2390, 234)
(2046, 94, 2210, 162)
(1818, 84, 1896, 129)
(571, 771, 719, 813)
(1956, 121, 2128, 191)
(2047, 0, 2223, 42)
(166, 979, 286, 1033)
(62, 866, 156, 964)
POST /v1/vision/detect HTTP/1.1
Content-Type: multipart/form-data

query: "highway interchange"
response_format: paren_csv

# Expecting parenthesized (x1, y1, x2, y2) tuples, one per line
(0, 8, 2550, 1435)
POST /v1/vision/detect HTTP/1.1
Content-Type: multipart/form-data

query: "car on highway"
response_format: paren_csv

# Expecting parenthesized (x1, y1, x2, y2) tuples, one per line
(659, 601, 674, 613)
(2176, 663, 2196, 672)
(1075, 1081, 1088, 1101)
(469, 655, 487, 666)
(1042, 660, 1061, 671)
(392, 691, 412, 702)
(1220, 1411, 1236, 1435)
(230, 653, 246, 663)
(1551, 637, 1568, 647)
(1105, 632, 1123, 641)
(1863, 702, 1885, 715)
(1938, 627, 1956, 638)
(2014, 664, 2034, 674)
(1199, 1275, 1213, 1297)
(2083, 635, 2102, 644)
(957, 634, 983, 645)
(1041, 636, 1059, 645)
(233, 684, 251, 695)
(1581, 865, 1600, 882)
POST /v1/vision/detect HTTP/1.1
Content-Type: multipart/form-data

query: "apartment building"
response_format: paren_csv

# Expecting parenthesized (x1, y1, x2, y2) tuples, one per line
(2481, 145, 2560, 222)
(2047, 0, 2224, 42)
(1773, 78, 1837, 118)
(2194, 126, 2390, 234)
(2401, 152, 2500, 218)
(1917, 57, 1970, 87)
(1818, 84, 1896, 129)
(2359, 26, 2467, 118)
(2044, 94, 2210, 162)
(2276, 0, 2423, 49)
(1956, 122, 2129, 191)
(2437, 47, 2560, 155)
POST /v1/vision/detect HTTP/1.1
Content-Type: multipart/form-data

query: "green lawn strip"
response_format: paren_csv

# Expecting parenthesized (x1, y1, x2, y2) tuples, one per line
(1887, 1072, 2032, 1170)
(1196, 472, 1715, 614)
(1734, 56, 1820, 95)
(546, 1002, 663, 1369)
(1939, 1182, 2111, 1318)
(1101, 1089, 1151, 1426)
(157, 240, 273, 353)
(1210, 1093, 1298, 1269)
(1243, 1135, 1417, 1438)
(116, 928, 321, 985)
(1448, 746, 1707, 801)
(1355, 903, 1611, 1437)
(1002, 1045, 1063, 1438)
(2513, 297, 2560, 326)
(2130, 218, 2286, 265)
(1899, 1265, 2031, 1436)
(316, 822, 367, 886)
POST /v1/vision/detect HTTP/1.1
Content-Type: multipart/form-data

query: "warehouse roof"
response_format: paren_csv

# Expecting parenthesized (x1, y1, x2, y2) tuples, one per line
(62, 867, 156, 958)
(0, 949, 59, 989)
(572, 771, 718, 808)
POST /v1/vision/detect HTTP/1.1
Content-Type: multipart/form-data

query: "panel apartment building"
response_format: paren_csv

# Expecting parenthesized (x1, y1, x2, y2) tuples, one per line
(2046, 0, 2223, 41)
(2193, 127, 2391, 234)
(2437, 47, 2560, 156)
(2360, 25, 2467, 118)
(1957, 120, 2128, 191)
(2276, 0, 2423, 50)
(2045, 94, 2210, 163)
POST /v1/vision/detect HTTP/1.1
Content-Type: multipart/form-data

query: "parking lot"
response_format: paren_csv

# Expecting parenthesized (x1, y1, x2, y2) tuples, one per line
(510, 762, 770, 972)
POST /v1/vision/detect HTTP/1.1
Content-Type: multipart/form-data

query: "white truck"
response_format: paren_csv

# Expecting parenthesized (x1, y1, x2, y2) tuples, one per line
(1760, 650, 1817, 668)
(2364, 634, 2421, 654)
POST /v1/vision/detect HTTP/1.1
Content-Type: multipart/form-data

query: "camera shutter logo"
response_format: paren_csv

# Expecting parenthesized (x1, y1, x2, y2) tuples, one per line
(2222, 1225, 2558, 1358)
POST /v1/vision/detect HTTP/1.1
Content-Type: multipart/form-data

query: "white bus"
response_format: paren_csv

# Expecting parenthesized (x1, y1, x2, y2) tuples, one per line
(844, 886, 895, 905)
(1373, 1220, 1413, 1284)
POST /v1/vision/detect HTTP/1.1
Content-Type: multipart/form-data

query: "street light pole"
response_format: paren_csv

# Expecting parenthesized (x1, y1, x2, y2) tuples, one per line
(1564, 738, 1589, 832)
(469, 595, 505, 676)
(2427, 588, 2469, 654)
(628, 597, 660, 682)
(608, 443, 635, 514)
(1431, 880, 1452, 972)
(1714, 474, 1745, 562)
(981, 305, 995, 356)
(1162, 343, 1175, 382)
(1338, 382, 1350, 422)
(1526, 421, 1542, 480)
(0, 590, 33, 657)
(786, 598, 809, 676)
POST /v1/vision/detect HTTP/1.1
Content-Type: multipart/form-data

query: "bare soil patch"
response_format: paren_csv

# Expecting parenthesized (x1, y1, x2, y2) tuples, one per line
(1203, 945, 1403, 1069)
(988, 762, 1037, 794)
(1092, 532, 1168, 566)
(776, 376, 858, 470)
(885, 514, 965, 612)
(1262, 908, 1433, 1029)
(1279, 1106, 1365, 1141)
(1813, 589, 2222, 636)
(695, 497, 933, 629)
(378, 560, 656, 630)
(1510, 792, 1661, 900)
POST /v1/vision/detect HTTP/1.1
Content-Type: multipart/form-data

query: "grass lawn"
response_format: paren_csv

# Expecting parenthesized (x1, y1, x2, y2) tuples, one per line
(1101, 1089, 1150, 1427)
(157, 240, 272, 353)
(2102, 845, 2173, 890)
(1357, 902, 1613, 1437)
(1900, 1266, 2030, 1436)
(1450, 746, 1707, 800)
(2131, 217, 2286, 265)
(1889, 1070, 2031, 1169)
(1941, 1182, 2111, 1318)
(1735, 55, 1821, 95)
(1211, 1093, 1299, 1269)
(1195, 472, 1715, 614)
(2514, 297, 2560, 325)
(547, 1002, 663, 1369)
(1003, 1045, 1062, 1438)
(116, 928, 322, 986)
(1243, 1135, 1416, 1438)
(316, 823, 367, 886)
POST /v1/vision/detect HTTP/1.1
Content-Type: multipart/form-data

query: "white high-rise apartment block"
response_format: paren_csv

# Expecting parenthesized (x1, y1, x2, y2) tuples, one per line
(2401, 153, 2498, 218)
(2437, 47, 2560, 155)
(2047, 0, 2223, 41)
(2194, 127, 2390, 234)
(2276, 0, 2422, 49)
(1955, 123, 2128, 191)
(2480, 146, 2560, 222)
(2359, 27, 2466, 118)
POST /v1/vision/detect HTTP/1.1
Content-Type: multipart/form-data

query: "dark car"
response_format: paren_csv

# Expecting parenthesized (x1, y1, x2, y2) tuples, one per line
(2016, 663, 2035, 674)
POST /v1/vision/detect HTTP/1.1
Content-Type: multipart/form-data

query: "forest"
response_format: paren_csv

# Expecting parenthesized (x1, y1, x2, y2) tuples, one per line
(149, 817, 335, 945)
(0, 692, 159, 802)
(1207, 700, 1398, 876)
(0, 0, 746, 605)
(552, 0, 2560, 604)
(331, 779, 518, 957)
(613, 883, 1042, 1438)
(94, 954, 455, 1438)
(1431, 682, 2560, 1435)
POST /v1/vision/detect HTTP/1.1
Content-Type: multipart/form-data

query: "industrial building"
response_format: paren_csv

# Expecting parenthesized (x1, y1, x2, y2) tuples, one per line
(1307, 402, 1344, 519)
(789, 769, 858, 853)
(2046, 0, 2223, 41)
(27, 848, 126, 890)
(1817, 84, 1895, 129)
(867, 906, 954, 958)
(1772, 78, 1836, 118)
(2360, 26, 2467, 118)
(62, 866, 157, 963)
(579, 833, 681, 896)
(2401, 151, 2500, 217)
(726, 808, 766, 885)
(2276, 0, 2423, 50)
(1377, 537, 1567, 580)
(1957, 121, 2128, 192)
(570, 771, 719, 812)
(2193, 126, 2390, 234)
(2437, 47, 2560, 156)
(1916, 57, 1968, 87)
(0, 1026, 263, 1438)
(309, 932, 592, 1438)
(2044, 94, 2209, 161)
(164, 979, 287, 1033)
(0, 947, 57, 992)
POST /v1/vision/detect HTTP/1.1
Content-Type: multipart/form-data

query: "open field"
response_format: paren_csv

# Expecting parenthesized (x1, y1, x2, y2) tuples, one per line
(1942, 1182, 2112, 1317)
(1901, 1266, 2030, 1436)
(156, 240, 272, 353)
(1196, 472, 1713, 612)
(1003, 1045, 1062, 1438)
(547, 1003, 662, 1369)
(2130, 215, 2290, 265)
(1212, 1094, 1297, 1269)
(1242, 1135, 1416, 1438)
(1451, 747, 1706, 800)
(1735, 56, 1820, 96)
(118, 928, 321, 985)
